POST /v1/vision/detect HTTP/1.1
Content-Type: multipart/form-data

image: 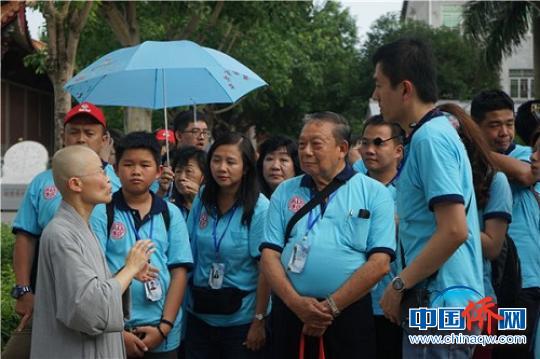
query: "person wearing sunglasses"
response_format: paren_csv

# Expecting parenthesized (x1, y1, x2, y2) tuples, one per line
(355, 115, 403, 359)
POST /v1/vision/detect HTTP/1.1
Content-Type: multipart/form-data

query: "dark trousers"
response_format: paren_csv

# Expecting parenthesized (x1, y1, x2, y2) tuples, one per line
(493, 287, 540, 359)
(270, 294, 376, 359)
(184, 313, 264, 359)
(374, 315, 402, 359)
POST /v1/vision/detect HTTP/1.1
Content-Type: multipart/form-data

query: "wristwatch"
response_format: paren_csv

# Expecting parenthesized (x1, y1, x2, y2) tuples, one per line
(11, 285, 32, 299)
(254, 313, 265, 321)
(391, 276, 406, 293)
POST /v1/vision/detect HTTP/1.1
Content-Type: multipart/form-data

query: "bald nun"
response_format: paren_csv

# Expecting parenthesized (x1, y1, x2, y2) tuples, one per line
(30, 146, 154, 359)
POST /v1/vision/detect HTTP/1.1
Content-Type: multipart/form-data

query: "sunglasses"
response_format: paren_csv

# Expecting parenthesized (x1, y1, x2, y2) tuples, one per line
(359, 135, 400, 147)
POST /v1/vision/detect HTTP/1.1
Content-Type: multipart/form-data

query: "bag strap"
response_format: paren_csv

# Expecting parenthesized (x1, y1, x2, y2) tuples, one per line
(284, 178, 346, 244)
(299, 335, 325, 359)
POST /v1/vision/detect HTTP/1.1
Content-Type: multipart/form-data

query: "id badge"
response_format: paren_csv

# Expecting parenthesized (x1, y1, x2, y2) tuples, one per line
(208, 263, 225, 289)
(287, 239, 310, 273)
(144, 279, 163, 302)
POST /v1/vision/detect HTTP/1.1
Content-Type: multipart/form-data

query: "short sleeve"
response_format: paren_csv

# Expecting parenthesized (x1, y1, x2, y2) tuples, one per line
(366, 185, 396, 261)
(166, 203, 193, 270)
(12, 177, 43, 236)
(89, 204, 109, 253)
(261, 187, 287, 253)
(248, 195, 269, 259)
(416, 135, 465, 211)
(483, 172, 512, 223)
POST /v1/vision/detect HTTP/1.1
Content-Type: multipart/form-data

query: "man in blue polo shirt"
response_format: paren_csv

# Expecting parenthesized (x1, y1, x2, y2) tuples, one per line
(373, 38, 484, 359)
(3, 102, 121, 359)
(261, 111, 396, 358)
(471, 90, 540, 358)
(356, 115, 404, 359)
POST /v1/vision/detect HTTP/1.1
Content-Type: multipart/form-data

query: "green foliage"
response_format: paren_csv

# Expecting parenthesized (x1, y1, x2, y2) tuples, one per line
(357, 13, 501, 104)
(1, 224, 17, 350)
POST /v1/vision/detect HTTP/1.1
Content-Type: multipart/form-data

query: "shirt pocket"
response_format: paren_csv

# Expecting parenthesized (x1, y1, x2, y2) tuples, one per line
(229, 230, 250, 258)
(345, 215, 371, 252)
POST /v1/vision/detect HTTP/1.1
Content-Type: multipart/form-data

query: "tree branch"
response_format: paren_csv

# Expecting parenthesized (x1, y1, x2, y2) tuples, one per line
(177, 13, 201, 40)
(101, 2, 134, 45)
(197, 0, 224, 43)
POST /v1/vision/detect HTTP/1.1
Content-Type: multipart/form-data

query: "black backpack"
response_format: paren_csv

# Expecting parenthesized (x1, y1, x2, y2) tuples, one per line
(106, 202, 171, 236)
(491, 234, 522, 307)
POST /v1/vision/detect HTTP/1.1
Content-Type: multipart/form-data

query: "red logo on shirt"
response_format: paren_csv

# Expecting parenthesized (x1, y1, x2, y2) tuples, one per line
(43, 185, 58, 200)
(288, 196, 305, 213)
(110, 222, 126, 240)
(199, 211, 208, 229)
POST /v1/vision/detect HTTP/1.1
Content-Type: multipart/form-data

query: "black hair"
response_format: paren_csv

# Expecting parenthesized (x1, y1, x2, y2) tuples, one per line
(115, 131, 161, 166)
(470, 90, 514, 124)
(302, 111, 351, 145)
(532, 130, 540, 147)
(173, 110, 208, 133)
(438, 103, 495, 209)
(516, 99, 540, 144)
(372, 37, 438, 104)
(107, 128, 124, 143)
(256, 135, 302, 197)
(202, 132, 260, 227)
(172, 146, 208, 177)
(361, 115, 405, 144)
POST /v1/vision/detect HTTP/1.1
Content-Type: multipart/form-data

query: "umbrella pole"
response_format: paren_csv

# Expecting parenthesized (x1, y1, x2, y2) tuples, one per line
(162, 69, 174, 197)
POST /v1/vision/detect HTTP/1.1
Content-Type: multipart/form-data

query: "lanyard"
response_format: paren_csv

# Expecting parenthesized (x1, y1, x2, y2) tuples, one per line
(127, 213, 154, 241)
(304, 192, 337, 238)
(212, 206, 238, 253)
(393, 109, 443, 181)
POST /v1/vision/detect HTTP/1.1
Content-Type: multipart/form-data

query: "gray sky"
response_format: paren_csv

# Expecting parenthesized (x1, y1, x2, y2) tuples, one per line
(26, 1, 403, 45)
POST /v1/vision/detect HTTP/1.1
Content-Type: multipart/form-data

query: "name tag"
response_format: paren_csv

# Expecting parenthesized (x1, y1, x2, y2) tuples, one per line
(287, 238, 310, 273)
(144, 279, 163, 302)
(209, 262, 225, 289)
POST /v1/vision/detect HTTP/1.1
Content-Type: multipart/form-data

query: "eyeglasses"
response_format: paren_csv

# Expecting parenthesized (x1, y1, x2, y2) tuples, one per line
(183, 129, 211, 137)
(360, 135, 400, 147)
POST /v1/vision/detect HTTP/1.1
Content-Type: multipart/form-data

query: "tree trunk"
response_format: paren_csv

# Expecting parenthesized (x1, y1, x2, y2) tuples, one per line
(52, 82, 72, 151)
(533, 14, 540, 98)
(124, 107, 153, 133)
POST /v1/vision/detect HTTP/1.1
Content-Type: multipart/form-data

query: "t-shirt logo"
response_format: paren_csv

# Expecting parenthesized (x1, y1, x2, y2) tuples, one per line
(43, 185, 58, 200)
(110, 222, 126, 240)
(288, 196, 305, 213)
(199, 211, 208, 229)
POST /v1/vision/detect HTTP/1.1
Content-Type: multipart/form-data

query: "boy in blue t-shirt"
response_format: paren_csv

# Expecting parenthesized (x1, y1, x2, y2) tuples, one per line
(91, 132, 193, 358)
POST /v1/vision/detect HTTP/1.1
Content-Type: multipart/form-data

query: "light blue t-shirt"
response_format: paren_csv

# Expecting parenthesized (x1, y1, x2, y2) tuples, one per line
(396, 112, 484, 307)
(506, 144, 540, 288)
(12, 162, 120, 237)
(186, 191, 269, 327)
(90, 191, 193, 352)
(352, 161, 401, 315)
(262, 165, 396, 300)
(477, 172, 513, 301)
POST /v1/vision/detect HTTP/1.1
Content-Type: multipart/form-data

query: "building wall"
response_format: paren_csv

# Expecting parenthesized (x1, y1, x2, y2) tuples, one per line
(403, 0, 534, 102)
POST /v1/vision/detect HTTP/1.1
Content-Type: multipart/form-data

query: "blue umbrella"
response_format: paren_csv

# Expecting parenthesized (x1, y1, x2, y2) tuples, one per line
(65, 40, 267, 164)
(65, 40, 267, 109)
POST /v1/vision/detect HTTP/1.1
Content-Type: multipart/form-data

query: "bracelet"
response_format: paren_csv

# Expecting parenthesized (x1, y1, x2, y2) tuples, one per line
(326, 296, 341, 318)
(160, 318, 174, 328)
(156, 324, 167, 340)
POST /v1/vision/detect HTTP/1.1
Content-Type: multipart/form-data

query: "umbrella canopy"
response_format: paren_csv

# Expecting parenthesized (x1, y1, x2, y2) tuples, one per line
(64, 40, 267, 109)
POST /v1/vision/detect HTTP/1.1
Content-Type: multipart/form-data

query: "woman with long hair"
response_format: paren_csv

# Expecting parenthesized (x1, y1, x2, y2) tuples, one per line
(185, 132, 270, 359)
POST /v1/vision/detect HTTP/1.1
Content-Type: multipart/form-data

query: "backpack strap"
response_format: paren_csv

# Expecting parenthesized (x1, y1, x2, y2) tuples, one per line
(106, 201, 115, 237)
(284, 177, 347, 244)
(162, 203, 171, 232)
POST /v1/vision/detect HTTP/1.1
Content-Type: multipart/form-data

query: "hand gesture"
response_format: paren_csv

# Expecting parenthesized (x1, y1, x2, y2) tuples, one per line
(244, 319, 266, 351)
(134, 263, 159, 282)
(158, 166, 174, 195)
(125, 240, 155, 274)
(291, 297, 333, 328)
(123, 330, 148, 358)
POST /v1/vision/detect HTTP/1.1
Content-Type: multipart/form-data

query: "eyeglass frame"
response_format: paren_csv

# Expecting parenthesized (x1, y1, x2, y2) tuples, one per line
(182, 128, 211, 137)
(359, 135, 401, 147)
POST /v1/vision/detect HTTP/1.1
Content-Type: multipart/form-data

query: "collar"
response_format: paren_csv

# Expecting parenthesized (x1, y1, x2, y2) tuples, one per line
(101, 160, 109, 169)
(503, 142, 517, 155)
(300, 163, 356, 189)
(405, 108, 444, 145)
(112, 190, 167, 217)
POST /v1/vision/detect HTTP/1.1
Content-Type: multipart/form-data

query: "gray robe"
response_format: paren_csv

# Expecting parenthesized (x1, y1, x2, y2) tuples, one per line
(30, 202, 126, 359)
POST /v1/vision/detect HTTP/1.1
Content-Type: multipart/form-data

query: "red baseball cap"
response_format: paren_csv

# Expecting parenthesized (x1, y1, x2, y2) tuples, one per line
(155, 129, 176, 144)
(64, 102, 106, 127)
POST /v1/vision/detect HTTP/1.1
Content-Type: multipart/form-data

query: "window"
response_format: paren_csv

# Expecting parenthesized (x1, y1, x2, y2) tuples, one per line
(509, 69, 534, 99)
(441, 5, 462, 28)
